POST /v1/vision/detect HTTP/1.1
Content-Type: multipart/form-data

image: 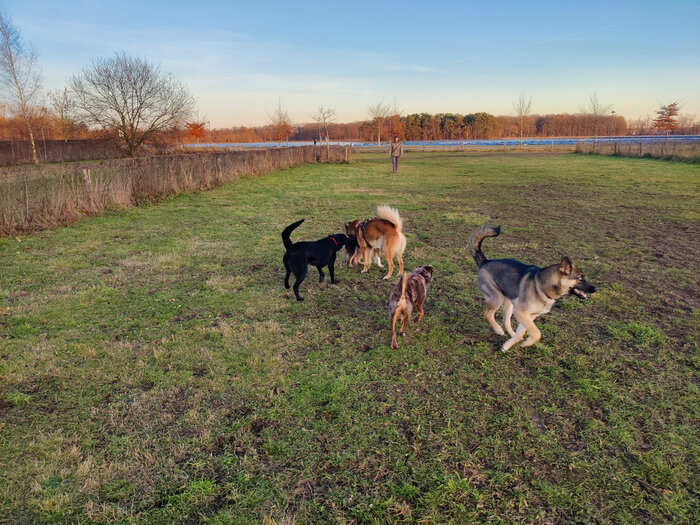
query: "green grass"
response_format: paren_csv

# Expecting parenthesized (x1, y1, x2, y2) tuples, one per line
(1, 151, 698, 523)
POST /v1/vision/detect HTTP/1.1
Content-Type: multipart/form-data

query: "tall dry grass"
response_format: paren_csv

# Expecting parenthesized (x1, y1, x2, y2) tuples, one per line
(575, 140, 699, 162)
(0, 145, 351, 235)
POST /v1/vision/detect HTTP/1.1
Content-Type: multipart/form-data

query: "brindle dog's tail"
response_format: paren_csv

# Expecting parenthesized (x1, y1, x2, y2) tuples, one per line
(469, 224, 501, 269)
(282, 219, 304, 250)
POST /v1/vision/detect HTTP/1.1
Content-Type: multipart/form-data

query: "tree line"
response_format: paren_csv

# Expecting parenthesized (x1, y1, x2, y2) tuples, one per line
(1, 9, 696, 161)
(203, 110, 696, 144)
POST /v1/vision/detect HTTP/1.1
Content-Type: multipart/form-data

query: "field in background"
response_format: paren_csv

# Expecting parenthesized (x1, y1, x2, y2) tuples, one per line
(0, 152, 698, 523)
(188, 135, 700, 160)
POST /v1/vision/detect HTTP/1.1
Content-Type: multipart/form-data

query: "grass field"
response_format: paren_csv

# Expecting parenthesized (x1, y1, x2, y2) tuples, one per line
(1, 151, 698, 524)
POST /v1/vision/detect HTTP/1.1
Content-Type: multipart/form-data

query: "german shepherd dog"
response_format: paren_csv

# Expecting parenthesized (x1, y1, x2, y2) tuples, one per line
(282, 219, 347, 301)
(389, 265, 435, 349)
(345, 206, 407, 280)
(470, 225, 596, 351)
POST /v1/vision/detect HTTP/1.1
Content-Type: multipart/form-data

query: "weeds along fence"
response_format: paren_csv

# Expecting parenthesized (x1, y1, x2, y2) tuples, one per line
(574, 140, 700, 161)
(0, 145, 351, 236)
(0, 139, 125, 165)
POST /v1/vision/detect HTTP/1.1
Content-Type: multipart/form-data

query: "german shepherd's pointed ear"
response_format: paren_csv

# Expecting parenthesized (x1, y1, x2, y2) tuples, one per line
(559, 255, 573, 275)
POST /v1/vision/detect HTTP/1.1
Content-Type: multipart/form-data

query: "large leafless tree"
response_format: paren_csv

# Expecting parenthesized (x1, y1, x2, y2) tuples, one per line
(581, 93, 612, 150)
(367, 101, 392, 146)
(311, 105, 335, 151)
(512, 93, 532, 148)
(47, 87, 77, 140)
(0, 11, 42, 164)
(69, 52, 195, 156)
(267, 99, 292, 147)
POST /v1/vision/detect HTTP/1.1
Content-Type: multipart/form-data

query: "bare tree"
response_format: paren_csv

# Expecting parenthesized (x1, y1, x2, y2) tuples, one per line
(677, 113, 696, 135)
(0, 11, 42, 164)
(311, 105, 335, 152)
(47, 87, 77, 140)
(267, 99, 292, 147)
(581, 93, 612, 150)
(368, 101, 392, 146)
(512, 93, 532, 148)
(69, 52, 195, 157)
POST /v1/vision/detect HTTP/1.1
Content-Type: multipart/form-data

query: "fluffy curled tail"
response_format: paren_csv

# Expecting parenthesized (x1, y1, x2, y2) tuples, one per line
(469, 224, 501, 269)
(377, 205, 402, 232)
(282, 219, 304, 250)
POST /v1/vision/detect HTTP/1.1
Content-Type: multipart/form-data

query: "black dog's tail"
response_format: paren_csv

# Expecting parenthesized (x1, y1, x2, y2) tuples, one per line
(469, 224, 501, 269)
(282, 219, 304, 249)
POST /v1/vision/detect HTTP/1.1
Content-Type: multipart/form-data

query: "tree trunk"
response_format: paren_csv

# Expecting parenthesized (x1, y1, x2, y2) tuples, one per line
(20, 110, 39, 165)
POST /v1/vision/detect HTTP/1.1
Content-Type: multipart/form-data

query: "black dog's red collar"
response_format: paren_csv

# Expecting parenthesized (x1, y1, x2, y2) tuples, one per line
(329, 236, 338, 247)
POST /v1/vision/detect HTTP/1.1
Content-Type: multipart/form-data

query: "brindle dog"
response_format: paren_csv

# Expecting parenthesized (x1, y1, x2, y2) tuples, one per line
(389, 265, 435, 349)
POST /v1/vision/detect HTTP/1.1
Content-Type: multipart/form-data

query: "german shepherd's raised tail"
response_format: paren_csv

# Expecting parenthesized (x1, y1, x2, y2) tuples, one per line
(470, 224, 596, 351)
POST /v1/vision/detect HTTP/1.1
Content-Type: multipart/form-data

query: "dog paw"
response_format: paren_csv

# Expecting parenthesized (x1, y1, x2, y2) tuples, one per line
(494, 326, 505, 336)
(501, 340, 514, 352)
(296, 297, 304, 302)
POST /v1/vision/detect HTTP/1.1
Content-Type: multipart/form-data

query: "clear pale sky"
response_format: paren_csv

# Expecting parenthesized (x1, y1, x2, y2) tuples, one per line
(4, 0, 699, 127)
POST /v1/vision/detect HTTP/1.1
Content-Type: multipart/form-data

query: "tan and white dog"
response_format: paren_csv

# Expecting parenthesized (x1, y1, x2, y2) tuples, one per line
(345, 206, 407, 280)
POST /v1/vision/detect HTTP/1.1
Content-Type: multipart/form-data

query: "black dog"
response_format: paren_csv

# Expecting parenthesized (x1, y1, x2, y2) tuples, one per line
(282, 219, 347, 301)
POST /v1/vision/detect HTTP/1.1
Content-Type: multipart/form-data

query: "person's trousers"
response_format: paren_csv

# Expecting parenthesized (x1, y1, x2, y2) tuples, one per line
(391, 155, 399, 173)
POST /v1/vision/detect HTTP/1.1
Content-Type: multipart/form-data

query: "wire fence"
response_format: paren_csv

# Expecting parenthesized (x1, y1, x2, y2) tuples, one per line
(0, 145, 351, 236)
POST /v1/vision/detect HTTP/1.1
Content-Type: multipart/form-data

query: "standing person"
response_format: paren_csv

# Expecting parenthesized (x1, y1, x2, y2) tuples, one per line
(390, 135, 403, 174)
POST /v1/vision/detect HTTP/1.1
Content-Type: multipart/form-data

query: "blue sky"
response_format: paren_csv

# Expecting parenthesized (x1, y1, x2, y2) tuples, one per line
(4, 0, 699, 127)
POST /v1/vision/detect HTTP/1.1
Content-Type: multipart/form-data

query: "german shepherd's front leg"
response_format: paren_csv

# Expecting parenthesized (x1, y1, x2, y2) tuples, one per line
(518, 314, 542, 347)
(502, 322, 527, 351)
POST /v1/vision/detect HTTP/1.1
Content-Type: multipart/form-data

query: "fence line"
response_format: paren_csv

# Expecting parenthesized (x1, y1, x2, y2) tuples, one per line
(0, 146, 350, 236)
(574, 140, 699, 161)
(0, 139, 125, 166)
